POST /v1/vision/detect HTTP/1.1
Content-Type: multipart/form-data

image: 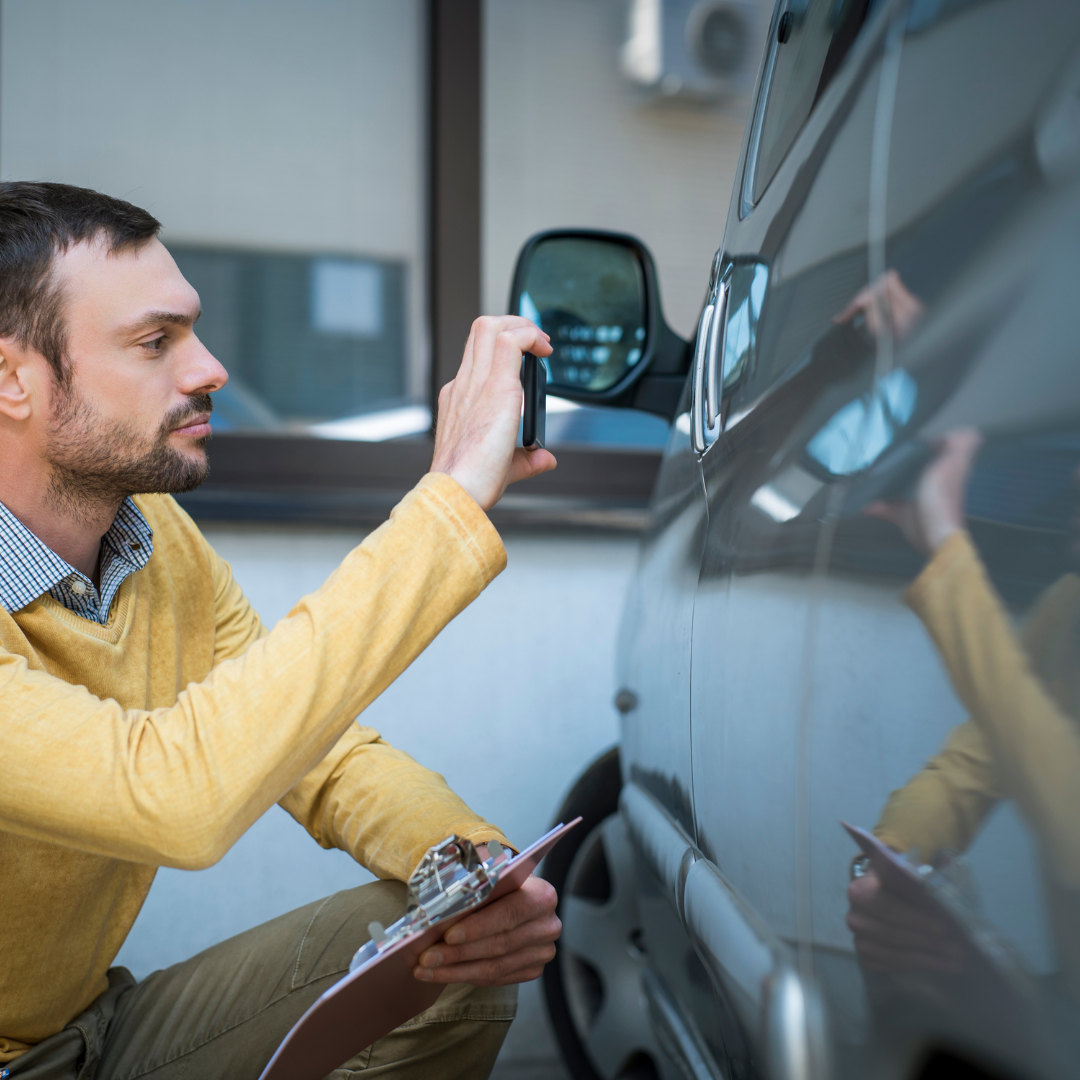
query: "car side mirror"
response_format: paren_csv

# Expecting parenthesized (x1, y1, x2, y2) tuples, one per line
(508, 229, 691, 419)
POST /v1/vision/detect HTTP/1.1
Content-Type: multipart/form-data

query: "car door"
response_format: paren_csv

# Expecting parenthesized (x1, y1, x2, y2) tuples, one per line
(795, 2, 1080, 1077)
(616, 362, 714, 1080)
(685, 1, 894, 1075)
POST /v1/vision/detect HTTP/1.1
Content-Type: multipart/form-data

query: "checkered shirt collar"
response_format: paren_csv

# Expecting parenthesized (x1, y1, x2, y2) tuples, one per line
(0, 497, 154, 624)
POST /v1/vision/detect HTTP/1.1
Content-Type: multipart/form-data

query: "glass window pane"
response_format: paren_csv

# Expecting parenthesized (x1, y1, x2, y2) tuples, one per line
(752, 0, 873, 203)
(168, 247, 408, 430)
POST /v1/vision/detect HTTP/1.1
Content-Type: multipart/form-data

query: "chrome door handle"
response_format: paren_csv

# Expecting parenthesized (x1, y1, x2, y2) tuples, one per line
(692, 281, 727, 454)
(705, 279, 728, 431)
(690, 300, 715, 454)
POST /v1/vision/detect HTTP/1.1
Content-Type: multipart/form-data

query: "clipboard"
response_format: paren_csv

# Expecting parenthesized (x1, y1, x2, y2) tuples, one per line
(258, 818, 581, 1080)
(841, 821, 1034, 996)
(842, 820, 933, 907)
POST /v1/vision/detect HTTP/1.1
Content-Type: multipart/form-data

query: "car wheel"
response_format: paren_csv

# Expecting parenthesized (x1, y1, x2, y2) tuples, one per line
(542, 747, 659, 1080)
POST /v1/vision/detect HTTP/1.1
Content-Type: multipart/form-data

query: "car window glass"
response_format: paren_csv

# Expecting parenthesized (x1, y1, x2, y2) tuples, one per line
(750, 0, 873, 204)
(718, 29, 883, 421)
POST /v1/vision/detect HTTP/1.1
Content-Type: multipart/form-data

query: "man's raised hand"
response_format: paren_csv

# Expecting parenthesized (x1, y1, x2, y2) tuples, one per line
(430, 316, 557, 510)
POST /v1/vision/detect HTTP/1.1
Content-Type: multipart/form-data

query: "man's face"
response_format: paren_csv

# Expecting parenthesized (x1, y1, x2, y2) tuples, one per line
(42, 235, 228, 508)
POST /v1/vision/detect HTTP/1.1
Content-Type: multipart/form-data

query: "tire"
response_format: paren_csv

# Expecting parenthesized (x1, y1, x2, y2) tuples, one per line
(541, 748, 660, 1080)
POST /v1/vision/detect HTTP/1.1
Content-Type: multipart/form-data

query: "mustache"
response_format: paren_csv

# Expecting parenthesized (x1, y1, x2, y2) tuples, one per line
(162, 394, 214, 436)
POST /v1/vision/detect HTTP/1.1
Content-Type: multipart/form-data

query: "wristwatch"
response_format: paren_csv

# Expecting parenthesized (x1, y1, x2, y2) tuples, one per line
(850, 854, 871, 880)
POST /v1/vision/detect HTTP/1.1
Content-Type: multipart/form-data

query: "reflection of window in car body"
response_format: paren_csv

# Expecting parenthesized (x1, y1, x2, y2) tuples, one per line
(801, 271, 925, 476)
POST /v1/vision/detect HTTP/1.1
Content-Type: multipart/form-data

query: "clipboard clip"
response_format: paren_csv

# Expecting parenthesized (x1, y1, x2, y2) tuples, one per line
(349, 835, 511, 972)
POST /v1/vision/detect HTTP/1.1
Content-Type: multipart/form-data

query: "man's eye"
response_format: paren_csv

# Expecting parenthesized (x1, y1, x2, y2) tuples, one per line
(143, 335, 165, 352)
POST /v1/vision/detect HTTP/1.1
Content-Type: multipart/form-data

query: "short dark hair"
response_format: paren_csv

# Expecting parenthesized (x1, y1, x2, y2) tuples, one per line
(0, 182, 161, 384)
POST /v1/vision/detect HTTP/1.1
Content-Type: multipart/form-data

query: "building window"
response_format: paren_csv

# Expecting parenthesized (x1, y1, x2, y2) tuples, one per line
(168, 247, 409, 432)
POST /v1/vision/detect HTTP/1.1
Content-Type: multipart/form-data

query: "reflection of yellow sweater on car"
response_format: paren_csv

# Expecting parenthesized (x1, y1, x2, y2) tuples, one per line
(0, 474, 512, 1062)
(874, 530, 1080, 999)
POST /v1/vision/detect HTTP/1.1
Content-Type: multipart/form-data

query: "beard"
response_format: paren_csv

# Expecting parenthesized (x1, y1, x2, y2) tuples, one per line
(44, 386, 212, 522)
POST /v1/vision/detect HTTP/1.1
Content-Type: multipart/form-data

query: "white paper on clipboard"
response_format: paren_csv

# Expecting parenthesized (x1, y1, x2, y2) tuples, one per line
(257, 818, 581, 1080)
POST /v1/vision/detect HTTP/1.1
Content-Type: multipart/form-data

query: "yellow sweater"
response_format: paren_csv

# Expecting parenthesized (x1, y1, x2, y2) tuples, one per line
(0, 473, 512, 1060)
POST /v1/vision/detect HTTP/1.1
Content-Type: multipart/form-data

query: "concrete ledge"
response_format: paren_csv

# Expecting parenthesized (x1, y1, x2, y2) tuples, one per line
(178, 434, 662, 531)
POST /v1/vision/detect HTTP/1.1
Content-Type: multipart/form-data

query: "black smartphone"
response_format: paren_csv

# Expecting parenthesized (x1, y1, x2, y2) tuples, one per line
(522, 352, 547, 449)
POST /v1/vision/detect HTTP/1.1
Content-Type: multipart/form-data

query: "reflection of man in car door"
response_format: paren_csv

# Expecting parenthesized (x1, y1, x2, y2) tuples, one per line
(846, 429, 1080, 1004)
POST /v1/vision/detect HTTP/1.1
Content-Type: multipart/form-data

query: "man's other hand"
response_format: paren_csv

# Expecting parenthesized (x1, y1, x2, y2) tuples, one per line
(847, 868, 964, 974)
(430, 316, 557, 510)
(413, 875, 561, 987)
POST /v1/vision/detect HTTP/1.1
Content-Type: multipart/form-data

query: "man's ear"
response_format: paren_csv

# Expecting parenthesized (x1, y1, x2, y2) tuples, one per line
(0, 337, 40, 422)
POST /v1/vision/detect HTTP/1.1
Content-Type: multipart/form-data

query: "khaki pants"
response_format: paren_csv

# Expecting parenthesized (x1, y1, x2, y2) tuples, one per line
(9, 881, 517, 1080)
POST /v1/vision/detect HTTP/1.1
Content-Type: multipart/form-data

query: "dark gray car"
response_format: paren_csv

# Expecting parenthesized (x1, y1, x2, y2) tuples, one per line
(510, 1, 1080, 1078)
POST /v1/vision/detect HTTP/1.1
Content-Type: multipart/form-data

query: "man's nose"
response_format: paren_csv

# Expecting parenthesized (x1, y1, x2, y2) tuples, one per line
(179, 335, 229, 396)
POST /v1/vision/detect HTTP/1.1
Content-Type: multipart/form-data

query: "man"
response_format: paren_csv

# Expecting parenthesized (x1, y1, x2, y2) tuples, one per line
(849, 430, 1080, 1001)
(0, 182, 561, 1080)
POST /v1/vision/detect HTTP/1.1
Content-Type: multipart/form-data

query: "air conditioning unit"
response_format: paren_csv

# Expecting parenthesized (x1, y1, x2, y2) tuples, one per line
(621, 0, 768, 101)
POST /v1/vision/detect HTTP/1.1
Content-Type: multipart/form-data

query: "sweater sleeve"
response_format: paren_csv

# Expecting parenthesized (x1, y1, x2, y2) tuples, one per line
(279, 726, 514, 881)
(875, 718, 1003, 863)
(200, 505, 514, 878)
(0, 473, 506, 870)
(897, 530, 1080, 887)
(208, 544, 267, 665)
